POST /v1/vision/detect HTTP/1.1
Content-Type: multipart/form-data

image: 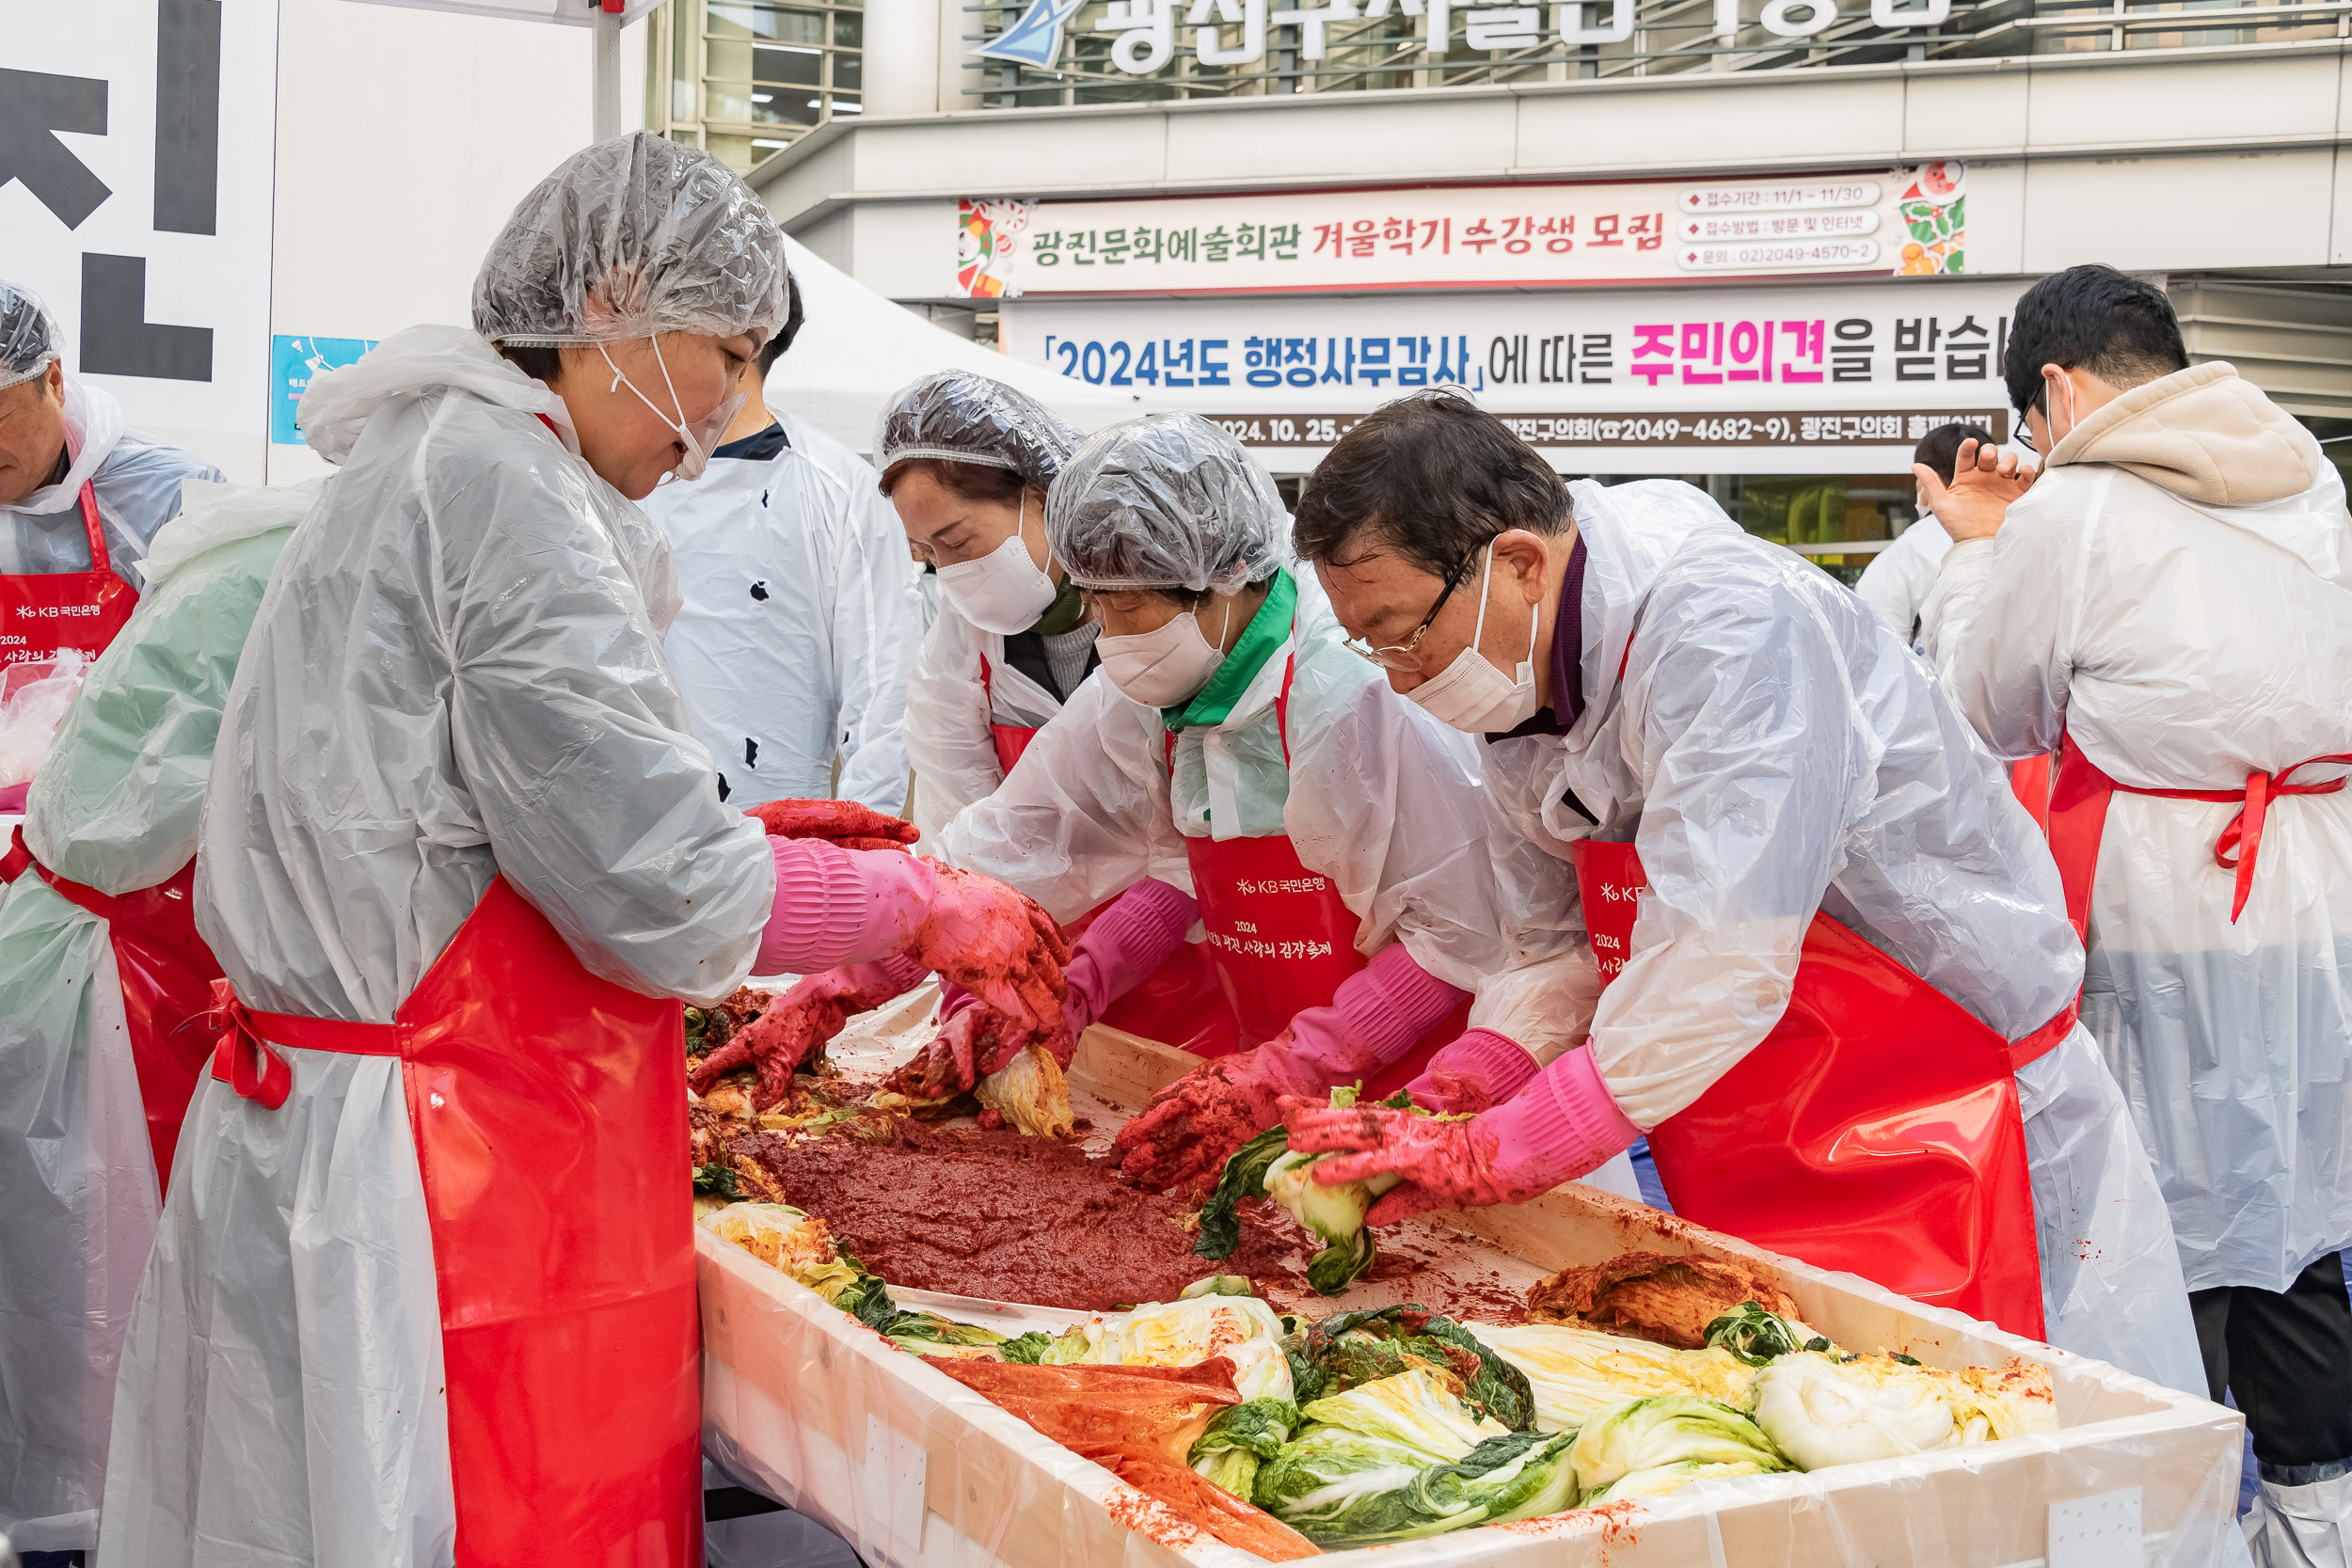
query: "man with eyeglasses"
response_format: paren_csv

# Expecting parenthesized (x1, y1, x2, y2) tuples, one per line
(1279, 388, 2204, 1405)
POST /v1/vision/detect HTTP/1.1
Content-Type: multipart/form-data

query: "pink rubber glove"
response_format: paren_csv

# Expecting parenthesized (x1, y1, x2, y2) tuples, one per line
(755, 838, 1069, 1042)
(897, 879, 1200, 1099)
(1112, 942, 1466, 1200)
(1404, 1029, 1542, 1116)
(691, 955, 930, 1108)
(1280, 1045, 1641, 1226)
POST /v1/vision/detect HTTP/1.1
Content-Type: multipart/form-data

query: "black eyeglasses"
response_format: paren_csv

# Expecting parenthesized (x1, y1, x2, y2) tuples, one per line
(1343, 545, 1485, 673)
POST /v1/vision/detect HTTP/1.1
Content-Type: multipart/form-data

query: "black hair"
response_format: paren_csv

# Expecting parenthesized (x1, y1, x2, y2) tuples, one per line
(494, 342, 564, 384)
(1912, 422, 1997, 485)
(757, 276, 805, 377)
(878, 455, 1031, 505)
(2003, 265, 2188, 418)
(1292, 389, 1568, 578)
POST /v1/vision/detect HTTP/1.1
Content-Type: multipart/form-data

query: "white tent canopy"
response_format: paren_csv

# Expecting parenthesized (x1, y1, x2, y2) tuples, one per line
(766, 237, 1139, 458)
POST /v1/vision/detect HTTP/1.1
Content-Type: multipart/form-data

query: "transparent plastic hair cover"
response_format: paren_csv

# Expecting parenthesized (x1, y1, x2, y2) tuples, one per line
(873, 370, 1080, 488)
(471, 131, 790, 350)
(1046, 413, 1288, 594)
(0, 281, 60, 391)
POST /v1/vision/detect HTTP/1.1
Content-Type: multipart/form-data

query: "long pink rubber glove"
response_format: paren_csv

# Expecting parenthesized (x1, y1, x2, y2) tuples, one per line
(1404, 1029, 1542, 1115)
(1279, 1044, 1641, 1226)
(755, 837, 1069, 1042)
(889, 879, 1200, 1100)
(1112, 942, 1467, 1200)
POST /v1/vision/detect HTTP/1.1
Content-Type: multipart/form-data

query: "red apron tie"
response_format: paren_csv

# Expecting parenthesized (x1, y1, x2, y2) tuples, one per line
(203, 979, 401, 1110)
(2059, 744, 2351, 923)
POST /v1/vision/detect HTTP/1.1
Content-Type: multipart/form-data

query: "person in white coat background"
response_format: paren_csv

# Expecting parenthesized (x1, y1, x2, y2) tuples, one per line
(1921, 263, 2352, 1568)
(639, 277, 923, 812)
(1854, 420, 1981, 648)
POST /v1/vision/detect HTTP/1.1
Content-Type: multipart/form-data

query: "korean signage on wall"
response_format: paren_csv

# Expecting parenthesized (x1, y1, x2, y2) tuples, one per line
(956, 166, 1965, 299)
(977, 0, 1963, 76)
(1000, 277, 2022, 473)
(2, 0, 280, 479)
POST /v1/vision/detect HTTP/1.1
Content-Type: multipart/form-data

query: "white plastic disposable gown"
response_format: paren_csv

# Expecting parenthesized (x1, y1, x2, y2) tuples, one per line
(640, 409, 923, 812)
(0, 481, 304, 1553)
(1479, 476, 2205, 1396)
(903, 602, 1086, 842)
(935, 566, 1594, 1064)
(1853, 513, 1952, 649)
(1926, 363, 2352, 1297)
(0, 377, 222, 588)
(97, 327, 772, 1568)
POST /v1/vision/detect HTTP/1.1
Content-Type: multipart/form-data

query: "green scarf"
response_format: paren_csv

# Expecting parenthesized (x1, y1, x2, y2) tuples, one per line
(1162, 570, 1296, 730)
(1029, 578, 1089, 637)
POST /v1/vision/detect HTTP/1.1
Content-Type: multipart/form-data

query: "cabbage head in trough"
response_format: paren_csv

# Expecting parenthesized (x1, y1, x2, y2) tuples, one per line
(1187, 1397, 1299, 1497)
(1567, 1395, 1791, 1497)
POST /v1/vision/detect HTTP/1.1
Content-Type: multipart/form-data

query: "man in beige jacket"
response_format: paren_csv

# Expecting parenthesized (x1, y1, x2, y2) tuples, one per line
(1920, 263, 2352, 1568)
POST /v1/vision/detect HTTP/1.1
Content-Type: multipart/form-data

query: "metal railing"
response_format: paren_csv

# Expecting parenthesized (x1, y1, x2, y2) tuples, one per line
(961, 0, 2350, 106)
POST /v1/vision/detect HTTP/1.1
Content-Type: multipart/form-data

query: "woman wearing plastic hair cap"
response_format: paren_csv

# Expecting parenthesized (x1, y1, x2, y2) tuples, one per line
(914, 412, 1618, 1208)
(877, 371, 1089, 835)
(100, 134, 1068, 1567)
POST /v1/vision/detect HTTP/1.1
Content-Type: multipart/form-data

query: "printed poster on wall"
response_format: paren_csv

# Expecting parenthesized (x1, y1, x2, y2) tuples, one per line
(0, 0, 281, 481)
(958, 165, 1967, 299)
(1000, 276, 2023, 474)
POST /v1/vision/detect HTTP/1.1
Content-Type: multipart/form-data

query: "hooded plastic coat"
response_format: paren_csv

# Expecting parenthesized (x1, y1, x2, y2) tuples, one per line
(1924, 362, 2352, 1297)
(0, 480, 302, 1554)
(1481, 477, 2203, 1395)
(934, 566, 1591, 1061)
(639, 409, 923, 812)
(0, 377, 222, 589)
(96, 326, 773, 1568)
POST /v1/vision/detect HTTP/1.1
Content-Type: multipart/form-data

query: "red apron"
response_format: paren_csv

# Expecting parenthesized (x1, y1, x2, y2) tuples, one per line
(0, 482, 138, 666)
(205, 876, 703, 1566)
(1574, 836, 2065, 1337)
(1173, 657, 1470, 1097)
(3, 826, 219, 1187)
(978, 648, 1238, 1058)
(2046, 730, 2350, 934)
(2010, 753, 2054, 832)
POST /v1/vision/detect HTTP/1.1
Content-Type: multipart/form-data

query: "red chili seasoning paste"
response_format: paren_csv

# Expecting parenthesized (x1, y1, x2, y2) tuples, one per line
(728, 1121, 1308, 1309)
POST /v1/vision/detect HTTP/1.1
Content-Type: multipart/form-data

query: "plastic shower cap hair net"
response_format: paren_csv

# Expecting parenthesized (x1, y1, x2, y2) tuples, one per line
(874, 370, 1079, 489)
(471, 132, 789, 350)
(0, 282, 62, 392)
(1046, 412, 1288, 594)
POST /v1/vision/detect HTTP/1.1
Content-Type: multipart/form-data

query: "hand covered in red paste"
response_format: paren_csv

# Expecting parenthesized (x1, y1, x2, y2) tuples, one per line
(881, 1006, 1029, 1100)
(747, 799, 920, 853)
(893, 862, 1071, 1045)
(1278, 1045, 1640, 1226)
(1112, 1050, 1297, 1201)
(691, 960, 924, 1109)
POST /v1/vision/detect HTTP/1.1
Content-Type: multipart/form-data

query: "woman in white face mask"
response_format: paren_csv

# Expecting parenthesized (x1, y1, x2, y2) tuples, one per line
(920, 413, 1595, 1203)
(878, 372, 1096, 843)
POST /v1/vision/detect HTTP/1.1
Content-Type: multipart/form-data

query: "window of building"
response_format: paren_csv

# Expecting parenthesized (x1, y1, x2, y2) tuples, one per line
(649, 0, 864, 172)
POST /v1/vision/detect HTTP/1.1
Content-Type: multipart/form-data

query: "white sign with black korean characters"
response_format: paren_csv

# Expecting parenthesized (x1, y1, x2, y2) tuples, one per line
(1, 0, 280, 480)
(999, 277, 2030, 475)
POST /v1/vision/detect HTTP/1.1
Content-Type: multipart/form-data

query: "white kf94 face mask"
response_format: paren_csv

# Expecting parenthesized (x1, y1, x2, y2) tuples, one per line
(935, 491, 1060, 635)
(599, 338, 745, 484)
(1404, 540, 1542, 734)
(1100, 596, 1232, 708)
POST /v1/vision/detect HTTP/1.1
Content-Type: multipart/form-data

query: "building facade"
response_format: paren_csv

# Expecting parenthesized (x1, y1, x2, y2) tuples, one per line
(700, 1, 2352, 573)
